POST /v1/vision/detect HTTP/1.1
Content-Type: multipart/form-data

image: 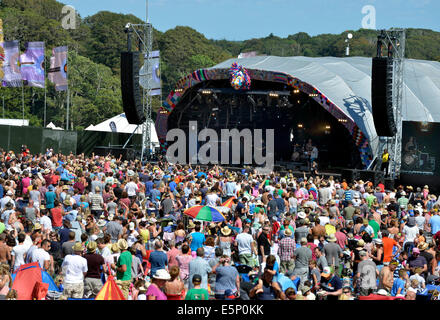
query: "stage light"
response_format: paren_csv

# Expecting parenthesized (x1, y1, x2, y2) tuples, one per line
(269, 92, 279, 98)
(201, 89, 213, 95)
(325, 125, 331, 130)
(297, 100, 301, 104)
(338, 119, 348, 123)
(298, 124, 303, 128)
(212, 107, 219, 111)
(293, 89, 300, 94)
(175, 88, 183, 93)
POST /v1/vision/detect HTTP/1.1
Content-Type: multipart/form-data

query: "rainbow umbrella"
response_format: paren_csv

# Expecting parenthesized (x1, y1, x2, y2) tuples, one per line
(184, 205, 226, 222)
(221, 196, 236, 208)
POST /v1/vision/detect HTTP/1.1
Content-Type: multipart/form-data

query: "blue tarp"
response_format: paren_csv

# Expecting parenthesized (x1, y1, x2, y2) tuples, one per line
(12, 266, 62, 292)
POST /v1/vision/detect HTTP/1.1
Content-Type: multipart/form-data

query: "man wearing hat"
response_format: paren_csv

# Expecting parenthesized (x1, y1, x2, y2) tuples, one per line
(61, 242, 88, 299)
(277, 228, 296, 274)
(319, 266, 343, 300)
(83, 241, 105, 298)
(323, 234, 343, 274)
(112, 239, 132, 299)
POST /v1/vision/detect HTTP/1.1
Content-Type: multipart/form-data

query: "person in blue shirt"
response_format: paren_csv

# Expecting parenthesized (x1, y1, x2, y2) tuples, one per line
(429, 211, 440, 235)
(148, 239, 168, 277)
(169, 177, 177, 193)
(391, 268, 408, 296)
(45, 185, 57, 209)
(190, 223, 206, 253)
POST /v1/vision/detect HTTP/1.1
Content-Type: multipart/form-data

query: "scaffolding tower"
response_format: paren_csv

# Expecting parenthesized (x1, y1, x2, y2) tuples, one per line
(376, 29, 406, 180)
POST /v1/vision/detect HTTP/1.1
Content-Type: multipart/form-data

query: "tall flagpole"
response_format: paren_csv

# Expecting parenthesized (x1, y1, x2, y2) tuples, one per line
(21, 85, 25, 126)
(44, 52, 47, 127)
(66, 46, 69, 130)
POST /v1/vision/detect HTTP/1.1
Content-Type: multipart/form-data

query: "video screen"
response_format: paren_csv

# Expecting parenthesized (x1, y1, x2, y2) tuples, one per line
(401, 121, 440, 175)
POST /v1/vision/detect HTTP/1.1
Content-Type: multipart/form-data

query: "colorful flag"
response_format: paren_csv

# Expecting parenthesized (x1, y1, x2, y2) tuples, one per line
(2, 40, 22, 87)
(20, 42, 45, 88)
(0, 19, 3, 42)
(0, 19, 4, 81)
(48, 46, 68, 91)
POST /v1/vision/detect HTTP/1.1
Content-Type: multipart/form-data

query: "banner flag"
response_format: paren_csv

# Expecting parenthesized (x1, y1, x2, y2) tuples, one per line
(48, 46, 68, 91)
(2, 40, 22, 87)
(140, 50, 161, 96)
(20, 42, 45, 88)
(0, 19, 4, 81)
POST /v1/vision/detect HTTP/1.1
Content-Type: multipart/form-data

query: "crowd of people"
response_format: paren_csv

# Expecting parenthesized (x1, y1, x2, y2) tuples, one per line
(0, 146, 440, 300)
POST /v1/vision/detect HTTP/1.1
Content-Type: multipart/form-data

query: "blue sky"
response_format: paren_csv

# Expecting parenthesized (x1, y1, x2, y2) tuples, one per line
(66, 0, 439, 40)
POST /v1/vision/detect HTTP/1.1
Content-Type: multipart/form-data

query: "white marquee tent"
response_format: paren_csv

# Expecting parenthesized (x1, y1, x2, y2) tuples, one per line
(85, 113, 159, 146)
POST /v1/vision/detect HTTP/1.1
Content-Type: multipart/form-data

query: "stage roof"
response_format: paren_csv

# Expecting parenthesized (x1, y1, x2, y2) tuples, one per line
(210, 56, 440, 156)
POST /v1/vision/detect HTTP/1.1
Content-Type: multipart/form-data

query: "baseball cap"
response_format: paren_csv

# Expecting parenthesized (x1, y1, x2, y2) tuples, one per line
(192, 274, 202, 283)
(413, 248, 420, 254)
(321, 267, 332, 277)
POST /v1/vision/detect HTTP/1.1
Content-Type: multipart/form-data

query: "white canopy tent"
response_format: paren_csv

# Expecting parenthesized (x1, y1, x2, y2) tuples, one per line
(85, 113, 159, 146)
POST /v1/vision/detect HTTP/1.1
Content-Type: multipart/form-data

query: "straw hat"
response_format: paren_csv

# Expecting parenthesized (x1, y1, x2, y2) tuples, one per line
(187, 221, 196, 229)
(418, 242, 429, 251)
(357, 239, 365, 247)
(63, 196, 71, 206)
(117, 239, 128, 251)
(327, 234, 337, 242)
(73, 242, 83, 252)
(111, 243, 120, 253)
(97, 219, 106, 228)
(284, 228, 292, 237)
(33, 223, 42, 231)
(87, 241, 97, 253)
(297, 211, 306, 219)
(221, 226, 232, 236)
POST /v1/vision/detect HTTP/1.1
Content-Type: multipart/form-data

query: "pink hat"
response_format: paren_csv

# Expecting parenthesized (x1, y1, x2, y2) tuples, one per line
(412, 248, 420, 254)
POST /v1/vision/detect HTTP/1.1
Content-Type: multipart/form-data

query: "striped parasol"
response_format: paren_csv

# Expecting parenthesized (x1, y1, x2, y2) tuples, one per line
(95, 274, 126, 300)
(183, 205, 226, 222)
(221, 196, 236, 208)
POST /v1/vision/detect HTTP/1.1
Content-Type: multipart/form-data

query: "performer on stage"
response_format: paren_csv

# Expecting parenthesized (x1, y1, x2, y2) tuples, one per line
(381, 148, 391, 177)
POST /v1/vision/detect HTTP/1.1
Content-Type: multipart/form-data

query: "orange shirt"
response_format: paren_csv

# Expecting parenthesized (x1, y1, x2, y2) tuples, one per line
(382, 237, 398, 262)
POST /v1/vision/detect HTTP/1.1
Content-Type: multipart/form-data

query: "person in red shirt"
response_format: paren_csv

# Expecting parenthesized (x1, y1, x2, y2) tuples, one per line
(51, 171, 60, 186)
(51, 199, 65, 232)
(382, 230, 401, 263)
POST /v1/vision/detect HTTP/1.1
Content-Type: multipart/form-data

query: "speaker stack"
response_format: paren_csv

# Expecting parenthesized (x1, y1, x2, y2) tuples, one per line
(121, 51, 146, 125)
(371, 57, 396, 137)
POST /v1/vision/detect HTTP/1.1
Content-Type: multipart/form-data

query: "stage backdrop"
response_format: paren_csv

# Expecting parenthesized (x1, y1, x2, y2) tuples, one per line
(401, 121, 440, 176)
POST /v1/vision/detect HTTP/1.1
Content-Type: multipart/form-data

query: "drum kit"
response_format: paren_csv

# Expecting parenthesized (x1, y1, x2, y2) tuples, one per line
(403, 149, 435, 172)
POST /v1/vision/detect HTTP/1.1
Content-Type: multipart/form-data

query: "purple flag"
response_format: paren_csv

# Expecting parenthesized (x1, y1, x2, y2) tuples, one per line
(48, 46, 67, 91)
(20, 42, 45, 88)
(2, 40, 22, 87)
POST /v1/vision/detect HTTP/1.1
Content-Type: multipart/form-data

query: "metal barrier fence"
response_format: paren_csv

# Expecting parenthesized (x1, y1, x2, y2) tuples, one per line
(0, 125, 143, 156)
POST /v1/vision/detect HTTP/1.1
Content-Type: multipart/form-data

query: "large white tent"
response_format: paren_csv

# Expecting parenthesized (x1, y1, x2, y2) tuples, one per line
(85, 113, 159, 146)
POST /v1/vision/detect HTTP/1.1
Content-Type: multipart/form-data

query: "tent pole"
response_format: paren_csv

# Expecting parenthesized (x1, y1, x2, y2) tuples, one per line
(123, 125, 140, 149)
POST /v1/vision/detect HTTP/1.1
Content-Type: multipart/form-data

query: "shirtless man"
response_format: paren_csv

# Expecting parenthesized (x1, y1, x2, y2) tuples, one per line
(0, 233, 11, 264)
(378, 260, 398, 293)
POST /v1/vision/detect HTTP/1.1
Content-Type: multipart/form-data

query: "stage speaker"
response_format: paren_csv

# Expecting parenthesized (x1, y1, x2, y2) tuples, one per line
(121, 51, 145, 125)
(341, 169, 360, 182)
(384, 177, 395, 191)
(371, 57, 396, 137)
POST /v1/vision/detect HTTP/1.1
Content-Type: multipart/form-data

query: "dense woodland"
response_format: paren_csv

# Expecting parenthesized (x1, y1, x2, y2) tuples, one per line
(1, 0, 440, 129)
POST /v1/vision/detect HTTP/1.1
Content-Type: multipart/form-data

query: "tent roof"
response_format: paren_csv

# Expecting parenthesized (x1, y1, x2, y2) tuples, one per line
(86, 113, 159, 144)
(210, 56, 440, 155)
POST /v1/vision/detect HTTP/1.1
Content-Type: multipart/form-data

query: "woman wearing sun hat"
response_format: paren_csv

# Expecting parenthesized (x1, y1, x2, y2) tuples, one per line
(146, 269, 171, 300)
(217, 226, 233, 257)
